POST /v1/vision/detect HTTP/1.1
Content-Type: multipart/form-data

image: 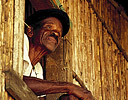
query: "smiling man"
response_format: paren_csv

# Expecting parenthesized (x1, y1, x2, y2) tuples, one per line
(23, 9, 94, 100)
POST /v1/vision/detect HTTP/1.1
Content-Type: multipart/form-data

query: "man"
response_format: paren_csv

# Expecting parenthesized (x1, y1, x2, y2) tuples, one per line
(23, 9, 94, 100)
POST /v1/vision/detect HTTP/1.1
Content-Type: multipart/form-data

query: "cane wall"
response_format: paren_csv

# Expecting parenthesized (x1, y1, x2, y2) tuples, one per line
(1, 0, 127, 100)
(0, 0, 14, 99)
(0, 0, 25, 99)
(60, 0, 128, 100)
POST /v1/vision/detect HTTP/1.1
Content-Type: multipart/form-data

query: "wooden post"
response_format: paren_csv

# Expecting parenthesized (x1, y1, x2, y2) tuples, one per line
(5, 69, 39, 100)
(0, 0, 39, 99)
(0, 0, 14, 99)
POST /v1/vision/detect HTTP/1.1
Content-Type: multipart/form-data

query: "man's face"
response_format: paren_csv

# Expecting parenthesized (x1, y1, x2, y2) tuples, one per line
(33, 17, 63, 52)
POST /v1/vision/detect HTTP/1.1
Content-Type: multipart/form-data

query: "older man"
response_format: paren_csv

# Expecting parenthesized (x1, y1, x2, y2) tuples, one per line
(23, 9, 94, 100)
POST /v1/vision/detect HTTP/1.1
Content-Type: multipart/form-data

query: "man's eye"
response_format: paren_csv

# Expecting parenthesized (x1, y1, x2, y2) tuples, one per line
(47, 26, 51, 29)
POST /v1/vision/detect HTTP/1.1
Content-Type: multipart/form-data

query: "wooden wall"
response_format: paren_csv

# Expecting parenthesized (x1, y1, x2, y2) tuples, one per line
(46, 0, 128, 100)
(1, 0, 128, 100)
(0, 0, 25, 99)
(0, 0, 14, 99)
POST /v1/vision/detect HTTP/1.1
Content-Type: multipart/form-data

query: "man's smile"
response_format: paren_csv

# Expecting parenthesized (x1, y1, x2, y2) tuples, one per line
(49, 33, 58, 42)
(32, 17, 63, 52)
(41, 31, 59, 45)
(47, 36, 58, 44)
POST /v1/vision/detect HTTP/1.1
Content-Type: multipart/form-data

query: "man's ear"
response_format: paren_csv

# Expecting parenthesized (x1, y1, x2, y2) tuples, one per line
(26, 26, 34, 38)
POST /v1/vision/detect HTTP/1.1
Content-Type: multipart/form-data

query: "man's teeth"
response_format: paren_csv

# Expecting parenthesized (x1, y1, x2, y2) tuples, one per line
(54, 32, 58, 36)
(44, 32, 47, 35)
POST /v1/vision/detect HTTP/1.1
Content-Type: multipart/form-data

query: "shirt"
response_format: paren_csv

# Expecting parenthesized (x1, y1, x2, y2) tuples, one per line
(23, 34, 44, 79)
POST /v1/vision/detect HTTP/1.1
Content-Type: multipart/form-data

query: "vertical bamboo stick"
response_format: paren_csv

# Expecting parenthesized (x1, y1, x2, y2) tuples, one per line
(91, 5, 95, 96)
(125, 60, 128, 100)
(13, 0, 25, 77)
(112, 10, 120, 100)
(81, 0, 86, 88)
(97, 18, 103, 100)
(77, 0, 81, 80)
(72, 0, 78, 79)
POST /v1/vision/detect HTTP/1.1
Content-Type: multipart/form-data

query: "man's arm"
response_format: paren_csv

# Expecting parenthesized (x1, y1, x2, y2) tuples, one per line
(23, 76, 94, 100)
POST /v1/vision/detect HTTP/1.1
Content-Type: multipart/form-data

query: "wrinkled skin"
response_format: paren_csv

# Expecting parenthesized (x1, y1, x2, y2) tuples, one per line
(23, 76, 94, 100)
(24, 17, 94, 100)
(27, 17, 62, 66)
(32, 17, 62, 52)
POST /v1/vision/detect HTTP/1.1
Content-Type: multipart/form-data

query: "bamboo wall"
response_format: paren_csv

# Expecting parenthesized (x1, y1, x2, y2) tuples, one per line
(59, 0, 128, 100)
(1, 0, 128, 100)
(0, 0, 25, 100)
(0, 0, 14, 99)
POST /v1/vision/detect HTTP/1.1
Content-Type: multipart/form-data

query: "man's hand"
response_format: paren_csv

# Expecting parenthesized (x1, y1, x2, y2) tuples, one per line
(58, 94, 79, 100)
(68, 83, 94, 100)
(59, 93, 94, 100)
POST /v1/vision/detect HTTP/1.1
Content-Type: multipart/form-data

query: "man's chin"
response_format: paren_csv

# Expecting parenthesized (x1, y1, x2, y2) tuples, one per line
(45, 45, 57, 53)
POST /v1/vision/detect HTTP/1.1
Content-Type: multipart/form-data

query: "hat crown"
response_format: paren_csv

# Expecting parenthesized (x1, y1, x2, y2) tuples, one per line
(25, 9, 70, 37)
